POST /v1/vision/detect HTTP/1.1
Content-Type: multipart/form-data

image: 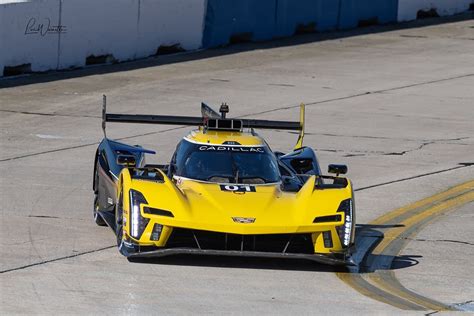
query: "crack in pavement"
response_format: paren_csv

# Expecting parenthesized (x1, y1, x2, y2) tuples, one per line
(283, 129, 471, 143)
(241, 73, 474, 118)
(318, 137, 469, 158)
(381, 141, 434, 156)
(0, 109, 100, 119)
(0, 125, 187, 162)
(0, 246, 116, 274)
(354, 164, 473, 192)
(374, 235, 474, 246)
(405, 238, 474, 246)
(28, 215, 60, 219)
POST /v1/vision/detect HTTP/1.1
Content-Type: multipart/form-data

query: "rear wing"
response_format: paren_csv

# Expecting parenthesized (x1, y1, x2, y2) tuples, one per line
(102, 95, 306, 149)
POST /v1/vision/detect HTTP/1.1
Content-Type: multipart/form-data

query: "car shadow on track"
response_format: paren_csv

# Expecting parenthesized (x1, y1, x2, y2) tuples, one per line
(353, 224, 421, 273)
(127, 223, 421, 273)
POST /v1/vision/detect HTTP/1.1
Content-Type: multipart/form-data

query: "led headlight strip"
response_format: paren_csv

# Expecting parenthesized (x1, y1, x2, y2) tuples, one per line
(336, 198, 354, 248)
(129, 189, 150, 239)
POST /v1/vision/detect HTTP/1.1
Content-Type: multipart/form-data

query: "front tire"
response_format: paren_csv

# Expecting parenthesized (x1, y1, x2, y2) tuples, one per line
(116, 189, 125, 249)
(93, 164, 107, 226)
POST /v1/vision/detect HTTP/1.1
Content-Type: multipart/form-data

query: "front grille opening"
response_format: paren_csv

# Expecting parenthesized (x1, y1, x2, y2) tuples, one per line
(323, 231, 333, 248)
(166, 228, 314, 254)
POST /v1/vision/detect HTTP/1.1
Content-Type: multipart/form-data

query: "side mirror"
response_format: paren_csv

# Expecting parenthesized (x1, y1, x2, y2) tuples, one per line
(117, 155, 136, 167)
(328, 164, 347, 175)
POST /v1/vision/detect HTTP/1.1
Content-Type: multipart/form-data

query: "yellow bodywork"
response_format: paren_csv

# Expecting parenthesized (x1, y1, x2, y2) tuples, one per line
(117, 127, 353, 255)
(118, 174, 352, 255)
(187, 129, 265, 146)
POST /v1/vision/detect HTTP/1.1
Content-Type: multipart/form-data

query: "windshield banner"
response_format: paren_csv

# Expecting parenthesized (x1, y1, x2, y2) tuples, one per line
(198, 145, 264, 153)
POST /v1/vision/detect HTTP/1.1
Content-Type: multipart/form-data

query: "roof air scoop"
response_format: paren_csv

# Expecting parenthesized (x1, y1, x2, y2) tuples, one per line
(206, 118, 243, 131)
(219, 102, 229, 119)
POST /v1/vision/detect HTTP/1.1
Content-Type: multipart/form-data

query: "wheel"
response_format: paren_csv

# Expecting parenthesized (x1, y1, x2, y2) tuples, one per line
(93, 164, 107, 226)
(115, 189, 124, 248)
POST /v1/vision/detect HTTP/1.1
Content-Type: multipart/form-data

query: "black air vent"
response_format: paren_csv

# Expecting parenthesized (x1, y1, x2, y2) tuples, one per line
(313, 214, 342, 223)
(143, 207, 174, 217)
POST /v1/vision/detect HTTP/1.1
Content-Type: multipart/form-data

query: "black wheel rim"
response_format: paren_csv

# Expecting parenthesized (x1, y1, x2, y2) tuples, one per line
(93, 194, 100, 219)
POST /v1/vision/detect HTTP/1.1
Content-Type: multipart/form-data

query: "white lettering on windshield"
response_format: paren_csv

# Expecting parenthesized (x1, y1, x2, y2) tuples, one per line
(198, 146, 264, 153)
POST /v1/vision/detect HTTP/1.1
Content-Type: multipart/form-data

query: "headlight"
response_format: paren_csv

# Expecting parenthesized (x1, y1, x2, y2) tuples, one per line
(336, 198, 355, 248)
(129, 189, 150, 239)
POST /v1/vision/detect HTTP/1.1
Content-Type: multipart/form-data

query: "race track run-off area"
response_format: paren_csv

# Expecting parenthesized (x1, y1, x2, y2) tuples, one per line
(1, 15, 474, 314)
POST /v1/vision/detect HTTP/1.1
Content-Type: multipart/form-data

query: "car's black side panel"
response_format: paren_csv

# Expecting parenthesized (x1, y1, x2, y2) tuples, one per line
(94, 138, 155, 211)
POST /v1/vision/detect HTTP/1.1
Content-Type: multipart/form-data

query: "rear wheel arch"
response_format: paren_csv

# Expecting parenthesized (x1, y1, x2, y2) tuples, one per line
(93, 149, 99, 192)
(93, 149, 106, 226)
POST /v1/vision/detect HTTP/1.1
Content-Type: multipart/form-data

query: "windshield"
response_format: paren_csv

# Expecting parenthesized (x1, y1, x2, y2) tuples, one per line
(173, 140, 280, 184)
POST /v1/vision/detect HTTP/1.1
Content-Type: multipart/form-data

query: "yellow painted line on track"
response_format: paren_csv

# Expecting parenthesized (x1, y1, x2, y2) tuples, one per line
(370, 180, 474, 226)
(337, 180, 474, 311)
(372, 190, 474, 256)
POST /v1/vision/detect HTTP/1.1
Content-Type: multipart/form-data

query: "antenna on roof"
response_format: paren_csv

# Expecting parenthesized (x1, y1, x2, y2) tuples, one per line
(219, 102, 229, 119)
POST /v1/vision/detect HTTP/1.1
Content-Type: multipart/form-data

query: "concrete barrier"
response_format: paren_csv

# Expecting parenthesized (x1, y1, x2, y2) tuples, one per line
(59, 0, 139, 69)
(202, 0, 341, 48)
(275, 0, 339, 37)
(203, 0, 277, 48)
(59, 0, 207, 69)
(2, 0, 473, 77)
(338, 0, 398, 29)
(398, 0, 473, 21)
(0, 0, 61, 75)
(1, 0, 206, 76)
(137, 0, 206, 55)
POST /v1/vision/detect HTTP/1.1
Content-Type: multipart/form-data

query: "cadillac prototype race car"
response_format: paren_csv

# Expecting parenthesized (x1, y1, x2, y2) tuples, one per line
(93, 97, 356, 265)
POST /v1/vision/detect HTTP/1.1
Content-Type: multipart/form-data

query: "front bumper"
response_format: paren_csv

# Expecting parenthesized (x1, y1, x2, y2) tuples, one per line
(119, 228, 356, 266)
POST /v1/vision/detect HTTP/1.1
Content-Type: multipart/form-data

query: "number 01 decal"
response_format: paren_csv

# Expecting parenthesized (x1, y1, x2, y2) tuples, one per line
(220, 184, 256, 192)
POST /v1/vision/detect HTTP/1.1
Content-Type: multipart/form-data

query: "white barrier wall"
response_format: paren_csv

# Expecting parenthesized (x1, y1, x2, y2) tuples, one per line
(1, 0, 206, 75)
(398, 0, 473, 21)
(59, 0, 140, 69)
(0, 0, 61, 73)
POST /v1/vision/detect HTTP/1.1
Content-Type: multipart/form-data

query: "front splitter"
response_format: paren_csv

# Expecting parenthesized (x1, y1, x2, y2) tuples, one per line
(124, 247, 355, 266)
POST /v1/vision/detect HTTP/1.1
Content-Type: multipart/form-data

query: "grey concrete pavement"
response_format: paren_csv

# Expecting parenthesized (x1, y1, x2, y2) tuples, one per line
(1, 15, 473, 314)
(398, 201, 474, 311)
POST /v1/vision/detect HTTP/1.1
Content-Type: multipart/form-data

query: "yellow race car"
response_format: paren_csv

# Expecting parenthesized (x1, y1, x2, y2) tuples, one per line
(93, 98, 355, 265)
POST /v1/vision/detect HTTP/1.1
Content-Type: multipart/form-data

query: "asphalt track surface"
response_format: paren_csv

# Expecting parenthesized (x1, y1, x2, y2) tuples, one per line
(1, 14, 474, 315)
